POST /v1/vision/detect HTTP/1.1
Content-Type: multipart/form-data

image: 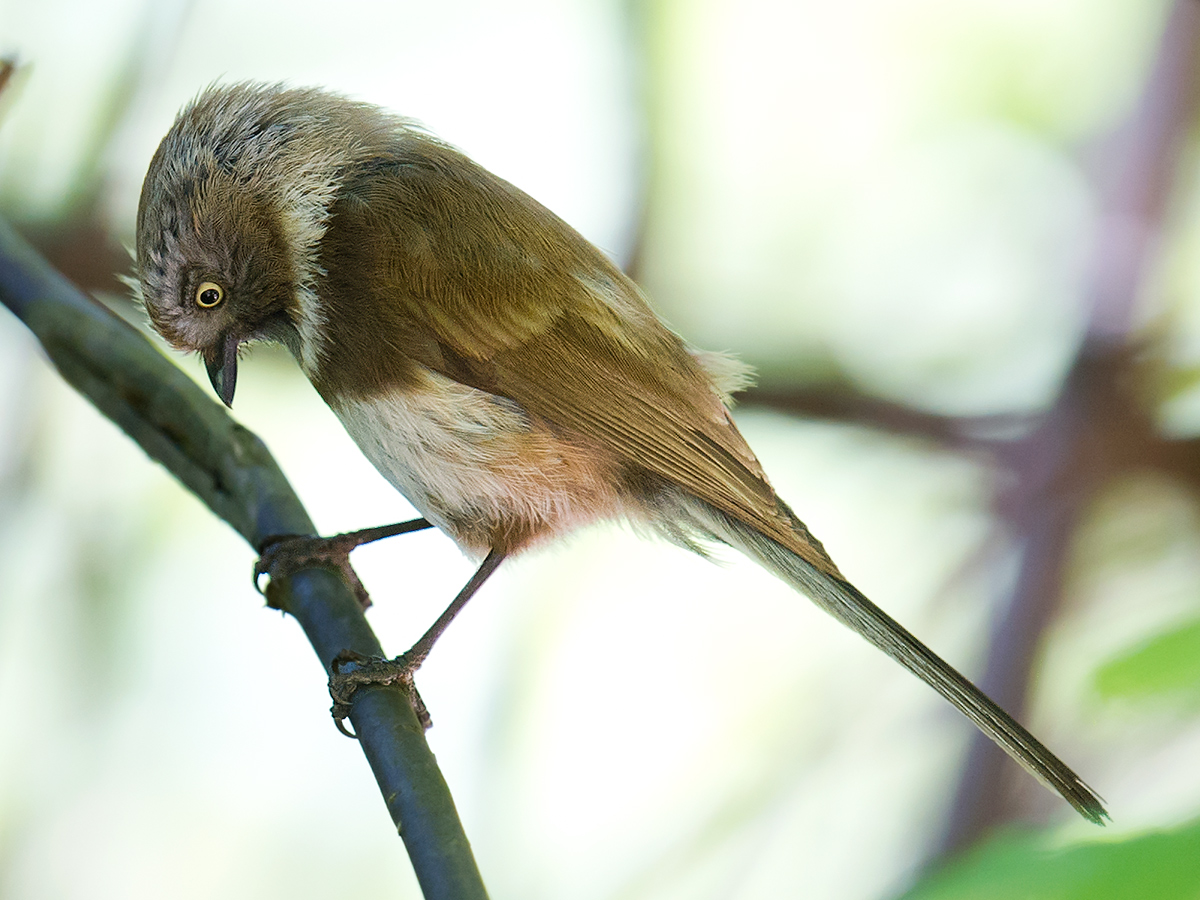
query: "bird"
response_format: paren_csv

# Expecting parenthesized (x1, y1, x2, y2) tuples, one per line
(132, 81, 1106, 825)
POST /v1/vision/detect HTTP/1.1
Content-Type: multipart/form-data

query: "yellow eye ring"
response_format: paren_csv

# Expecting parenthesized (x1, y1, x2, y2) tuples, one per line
(195, 281, 225, 308)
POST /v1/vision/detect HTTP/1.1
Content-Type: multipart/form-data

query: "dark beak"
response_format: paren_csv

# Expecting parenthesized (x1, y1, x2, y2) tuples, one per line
(204, 332, 240, 408)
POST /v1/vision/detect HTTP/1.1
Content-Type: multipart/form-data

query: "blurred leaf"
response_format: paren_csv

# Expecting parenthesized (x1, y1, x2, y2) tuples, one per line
(1157, 361, 1200, 406)
(903, 820, 1200, 900)
(1094, 618, 1200, 703)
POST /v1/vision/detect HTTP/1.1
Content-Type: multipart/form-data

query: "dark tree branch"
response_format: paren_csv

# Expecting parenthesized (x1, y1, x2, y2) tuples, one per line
(0, 216, 489, 900)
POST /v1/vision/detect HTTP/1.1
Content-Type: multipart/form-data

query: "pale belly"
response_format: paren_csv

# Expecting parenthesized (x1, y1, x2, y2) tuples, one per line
(327, 369, 622, 555)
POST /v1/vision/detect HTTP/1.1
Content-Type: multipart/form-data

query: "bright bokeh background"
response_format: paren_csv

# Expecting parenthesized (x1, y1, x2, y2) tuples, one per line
(3, 0, 1199, 898)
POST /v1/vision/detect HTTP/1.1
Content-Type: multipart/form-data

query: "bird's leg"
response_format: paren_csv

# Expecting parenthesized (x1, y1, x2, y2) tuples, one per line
(329, 549, 506, 734)
(255, 518, 433, 609)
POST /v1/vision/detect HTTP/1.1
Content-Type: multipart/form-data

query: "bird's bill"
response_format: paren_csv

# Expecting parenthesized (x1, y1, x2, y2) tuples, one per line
(204, 332, 239, 407)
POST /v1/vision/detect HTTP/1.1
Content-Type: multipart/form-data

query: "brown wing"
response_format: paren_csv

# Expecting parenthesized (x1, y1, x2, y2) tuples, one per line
(326, 136, 837, 574)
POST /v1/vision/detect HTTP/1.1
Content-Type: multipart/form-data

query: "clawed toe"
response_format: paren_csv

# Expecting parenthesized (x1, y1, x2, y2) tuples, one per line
(255, 533, 373, 609)
(253, 520, 434, 610)
(329, 649, 431, 734)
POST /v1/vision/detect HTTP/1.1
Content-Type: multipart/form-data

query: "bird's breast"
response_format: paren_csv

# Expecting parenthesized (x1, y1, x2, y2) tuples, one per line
(326, 368, 625, 555)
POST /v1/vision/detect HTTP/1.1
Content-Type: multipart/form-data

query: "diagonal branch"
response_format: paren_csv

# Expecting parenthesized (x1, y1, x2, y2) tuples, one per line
(0, 215, 489, 900)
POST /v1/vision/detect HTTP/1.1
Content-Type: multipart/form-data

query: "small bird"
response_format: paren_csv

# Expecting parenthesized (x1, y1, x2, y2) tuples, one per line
(133, 82, 1106, 824)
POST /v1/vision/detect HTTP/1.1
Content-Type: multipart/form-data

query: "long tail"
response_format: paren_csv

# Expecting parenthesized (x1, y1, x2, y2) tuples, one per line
(676, 494, 1108, 825)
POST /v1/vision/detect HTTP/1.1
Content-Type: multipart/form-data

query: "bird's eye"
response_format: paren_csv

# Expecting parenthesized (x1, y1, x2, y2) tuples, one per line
(195, 281, 225, 309)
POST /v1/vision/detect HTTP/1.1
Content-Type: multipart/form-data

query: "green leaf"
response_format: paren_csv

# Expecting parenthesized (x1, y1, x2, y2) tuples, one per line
(1094, 618, 1200, 702)
(903, 819, 1200, 900)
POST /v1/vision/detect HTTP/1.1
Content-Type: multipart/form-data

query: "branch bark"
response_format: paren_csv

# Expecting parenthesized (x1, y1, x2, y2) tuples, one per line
(0, 215, 489, 900)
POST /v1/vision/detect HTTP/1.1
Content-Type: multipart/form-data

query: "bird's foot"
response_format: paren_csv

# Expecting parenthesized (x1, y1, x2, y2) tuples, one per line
(329, 649, 432, 734)
(323, 543, 502, 736)
(256, 532, 374, 609)
(254, 518, 433, 611)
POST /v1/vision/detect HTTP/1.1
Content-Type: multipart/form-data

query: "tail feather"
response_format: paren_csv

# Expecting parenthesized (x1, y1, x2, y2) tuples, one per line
(678, 495, 1108, 825)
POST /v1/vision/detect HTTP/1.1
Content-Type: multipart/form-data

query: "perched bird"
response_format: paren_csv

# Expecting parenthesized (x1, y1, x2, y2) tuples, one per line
(133, 82, 1106, 824)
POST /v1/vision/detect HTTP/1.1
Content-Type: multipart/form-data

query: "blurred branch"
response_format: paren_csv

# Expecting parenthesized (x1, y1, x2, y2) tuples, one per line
(0, 216, 489, 900)
(13, 0, 195, 296)
(65, 0, 197, 215)
(745, 382, 1030, 452)
(938, 0, 1200, 857)
(617, 0, 1200, 872)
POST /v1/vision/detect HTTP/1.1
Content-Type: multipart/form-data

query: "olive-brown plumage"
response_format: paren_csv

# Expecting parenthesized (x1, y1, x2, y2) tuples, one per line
(134, 82, 1106, 824)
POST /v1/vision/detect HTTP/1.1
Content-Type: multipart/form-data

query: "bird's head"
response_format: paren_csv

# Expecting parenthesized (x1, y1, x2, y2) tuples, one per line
(133, 83, 351, 406)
